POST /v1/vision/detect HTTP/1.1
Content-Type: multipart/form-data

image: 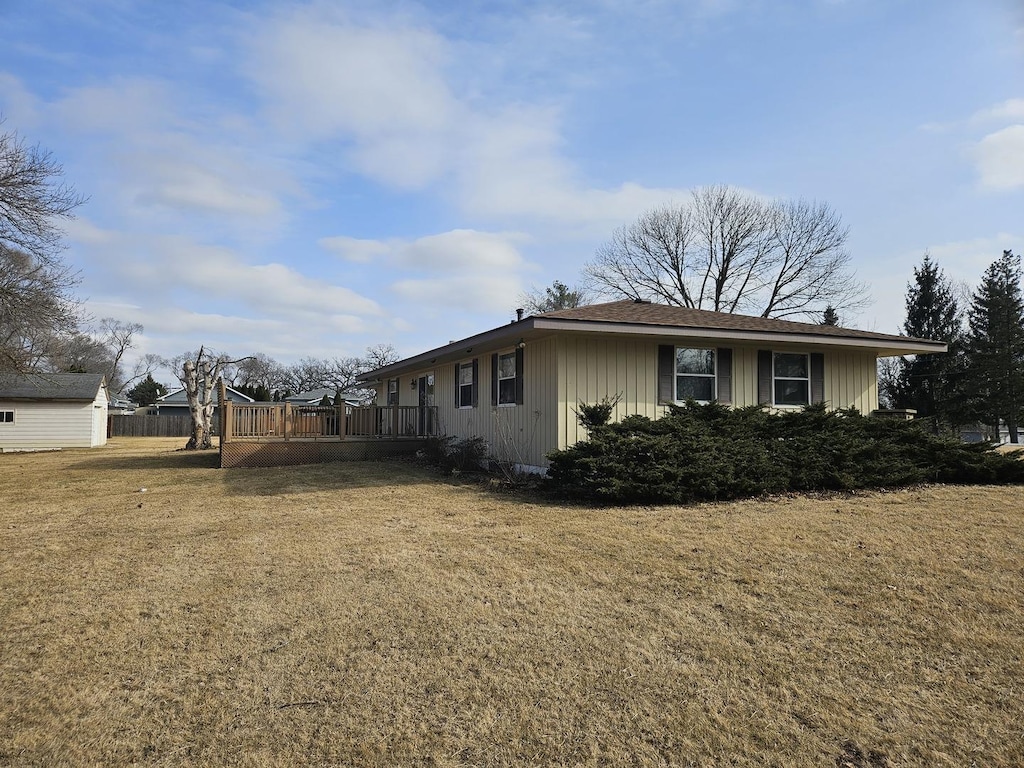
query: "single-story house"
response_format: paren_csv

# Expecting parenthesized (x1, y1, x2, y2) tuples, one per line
(284, 388, 364, 407)
(357, 299, 947, 472)
(156, 385, 254, 413)
(0, 372, 109, 451)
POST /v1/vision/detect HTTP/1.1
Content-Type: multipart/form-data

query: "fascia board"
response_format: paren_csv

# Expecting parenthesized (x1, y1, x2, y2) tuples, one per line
(531, 319, 947, 355)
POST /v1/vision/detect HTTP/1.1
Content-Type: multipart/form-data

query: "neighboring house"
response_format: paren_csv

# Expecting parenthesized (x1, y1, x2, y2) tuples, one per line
(156, 385, 254, 413)
(284, 389, 364, 407)
(108, 396, 139, 415)
(0, 372, 109, 451)
(357, 299, 947, 472)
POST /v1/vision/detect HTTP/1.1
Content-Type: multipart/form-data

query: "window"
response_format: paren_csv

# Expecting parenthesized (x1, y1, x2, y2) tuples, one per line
(0, 410, 12, 424)
(675, 347, 716, 402)
(774, 352, 809, 406)
(386, 379, 398, 406)
(457, 361, 475, 408)
(497, 351, 517, 405)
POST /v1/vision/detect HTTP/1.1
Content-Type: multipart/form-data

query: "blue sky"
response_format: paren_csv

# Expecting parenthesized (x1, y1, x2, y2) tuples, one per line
(3, 0, 1022, 383)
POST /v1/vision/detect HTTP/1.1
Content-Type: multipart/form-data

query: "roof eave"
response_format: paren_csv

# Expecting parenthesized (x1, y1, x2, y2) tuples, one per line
(357, 317, 945, 382)
(531, 318, 948, 355)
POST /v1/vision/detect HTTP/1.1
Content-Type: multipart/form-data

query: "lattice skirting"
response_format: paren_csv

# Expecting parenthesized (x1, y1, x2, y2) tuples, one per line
(220, 439, 423, 468)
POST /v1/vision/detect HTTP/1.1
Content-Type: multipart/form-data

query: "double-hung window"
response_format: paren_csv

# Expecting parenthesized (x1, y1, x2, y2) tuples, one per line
(386, 378, 398, 406)
(497, 352, 517, 405)
(457, 361, 475, 408)
(773, 352, 809, 406)
(675, 348, 716, 402)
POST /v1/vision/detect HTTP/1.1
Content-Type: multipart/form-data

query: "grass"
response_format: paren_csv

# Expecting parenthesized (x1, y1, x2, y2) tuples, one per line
(1, 438, 1022, 767)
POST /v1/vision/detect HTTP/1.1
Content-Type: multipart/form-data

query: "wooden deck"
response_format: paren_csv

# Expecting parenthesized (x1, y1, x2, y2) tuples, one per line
(218, 399, 439, 467)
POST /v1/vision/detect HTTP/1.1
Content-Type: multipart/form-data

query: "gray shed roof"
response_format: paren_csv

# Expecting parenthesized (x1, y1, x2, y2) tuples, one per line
(0, 372, 107, 401)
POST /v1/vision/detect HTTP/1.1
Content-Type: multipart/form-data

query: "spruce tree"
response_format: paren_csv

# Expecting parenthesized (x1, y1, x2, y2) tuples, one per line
(821, 305, 840, 326)
(965, 250, 1024, 443)
(127, 373, 166, 406)
(893, 254, 964, 431)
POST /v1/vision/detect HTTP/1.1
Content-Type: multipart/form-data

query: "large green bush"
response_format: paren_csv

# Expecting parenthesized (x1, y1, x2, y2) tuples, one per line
(544, 402, 1024, 504)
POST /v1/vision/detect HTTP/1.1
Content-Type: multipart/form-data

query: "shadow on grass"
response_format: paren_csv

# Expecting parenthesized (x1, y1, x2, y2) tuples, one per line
(219, 458, 448, 497)
(67, 449, 221, 472)
(71, 448, 492, 498)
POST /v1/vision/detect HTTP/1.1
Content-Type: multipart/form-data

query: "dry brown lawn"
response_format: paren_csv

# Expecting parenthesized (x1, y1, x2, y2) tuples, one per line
(0, 438, 1022, 767)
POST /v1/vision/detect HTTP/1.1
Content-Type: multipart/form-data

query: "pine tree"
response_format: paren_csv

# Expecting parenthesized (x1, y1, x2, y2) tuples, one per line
(965, 250, 1024, 443)
(893, 254, 964, 432)
(821, 305, 840, 326)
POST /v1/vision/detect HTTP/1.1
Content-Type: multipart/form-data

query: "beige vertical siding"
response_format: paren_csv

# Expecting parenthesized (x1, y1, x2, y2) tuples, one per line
(379, 334, 881, 468)
(555, 337, 881, 452)
(388, 337, 559, 468)
(822, 348, 879, 413)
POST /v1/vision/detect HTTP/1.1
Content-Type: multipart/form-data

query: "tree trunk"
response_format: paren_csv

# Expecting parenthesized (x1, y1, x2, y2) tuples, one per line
(182, 354, 216, 450)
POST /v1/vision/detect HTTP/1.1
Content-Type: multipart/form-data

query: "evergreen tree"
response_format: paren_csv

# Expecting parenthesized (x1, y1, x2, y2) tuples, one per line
(893, 254, 965, 431)
(821, 305, 840, 326)
(965, 250, 1024, 443)
(127, 373, 167, 406)
(518, 280, 588, 315)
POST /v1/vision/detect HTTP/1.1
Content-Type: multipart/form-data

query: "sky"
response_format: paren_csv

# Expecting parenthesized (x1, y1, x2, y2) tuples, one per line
(2, 0, 1022, 387)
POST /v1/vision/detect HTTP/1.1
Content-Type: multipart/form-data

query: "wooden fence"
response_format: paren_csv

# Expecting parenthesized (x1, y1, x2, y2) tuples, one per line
(108, 414, 219, 438)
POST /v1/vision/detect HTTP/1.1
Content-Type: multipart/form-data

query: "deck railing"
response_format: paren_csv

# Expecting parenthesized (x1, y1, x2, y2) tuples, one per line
(222, 402, 439, 442)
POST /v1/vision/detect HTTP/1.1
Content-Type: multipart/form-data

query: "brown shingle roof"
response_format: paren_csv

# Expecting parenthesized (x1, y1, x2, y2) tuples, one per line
(537, 300, 929, 344)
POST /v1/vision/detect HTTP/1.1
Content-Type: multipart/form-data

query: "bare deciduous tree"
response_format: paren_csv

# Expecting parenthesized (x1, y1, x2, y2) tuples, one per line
(0, 244, 80, 373)
(168, 347, 249, 450)
(282, 346, 401, 398)
(584, 185, 868, 321)
(0, 121, 86, 373)
(40, 317, 142, 392)
(0, 122, 86, 260)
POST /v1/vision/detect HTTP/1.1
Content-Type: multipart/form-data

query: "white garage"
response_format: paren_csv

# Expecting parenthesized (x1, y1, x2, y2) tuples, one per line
(0, 373, 109, 451)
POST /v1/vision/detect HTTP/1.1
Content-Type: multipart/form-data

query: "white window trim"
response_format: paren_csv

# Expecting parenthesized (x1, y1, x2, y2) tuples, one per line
(674, 347, 716, 404)
(0, 410, 13, 424)
(497, 351, 517, 407)
(457, 361, 474, 409)
(773, 352, 810, 408)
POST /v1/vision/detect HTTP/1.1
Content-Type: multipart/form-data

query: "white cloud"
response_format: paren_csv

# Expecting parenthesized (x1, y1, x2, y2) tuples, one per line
(247, 9, 457, 189)
(51, 78, 294, 229)
(245, 6, 688, 230)
(320, 228, 534, 313)
(973, 125, 1024, 190)
(970, 98, 1024, 125)
(68, 222, 382, 326)
(393, 229, 529, 271)
(391, 275, 525, 314)
(318, 236, 392, 264)
(0, 74, 41, 129)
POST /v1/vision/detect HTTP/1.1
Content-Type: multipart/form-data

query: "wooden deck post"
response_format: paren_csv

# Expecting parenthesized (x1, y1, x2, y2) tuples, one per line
(283, 402, 292, 441)
(336, 402, 347, 439)
(220, 381, 233, 444)
(391, 404, 399, 439)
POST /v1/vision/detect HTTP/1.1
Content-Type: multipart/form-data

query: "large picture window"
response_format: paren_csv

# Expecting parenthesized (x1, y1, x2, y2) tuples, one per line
(774, 352, 809, 406)
(675, 347, 716, 402)
(497, 351, 517, 405)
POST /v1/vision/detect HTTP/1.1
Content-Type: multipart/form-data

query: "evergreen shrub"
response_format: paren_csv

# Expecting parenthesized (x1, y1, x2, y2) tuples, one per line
(544, 402, 1024, 504)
